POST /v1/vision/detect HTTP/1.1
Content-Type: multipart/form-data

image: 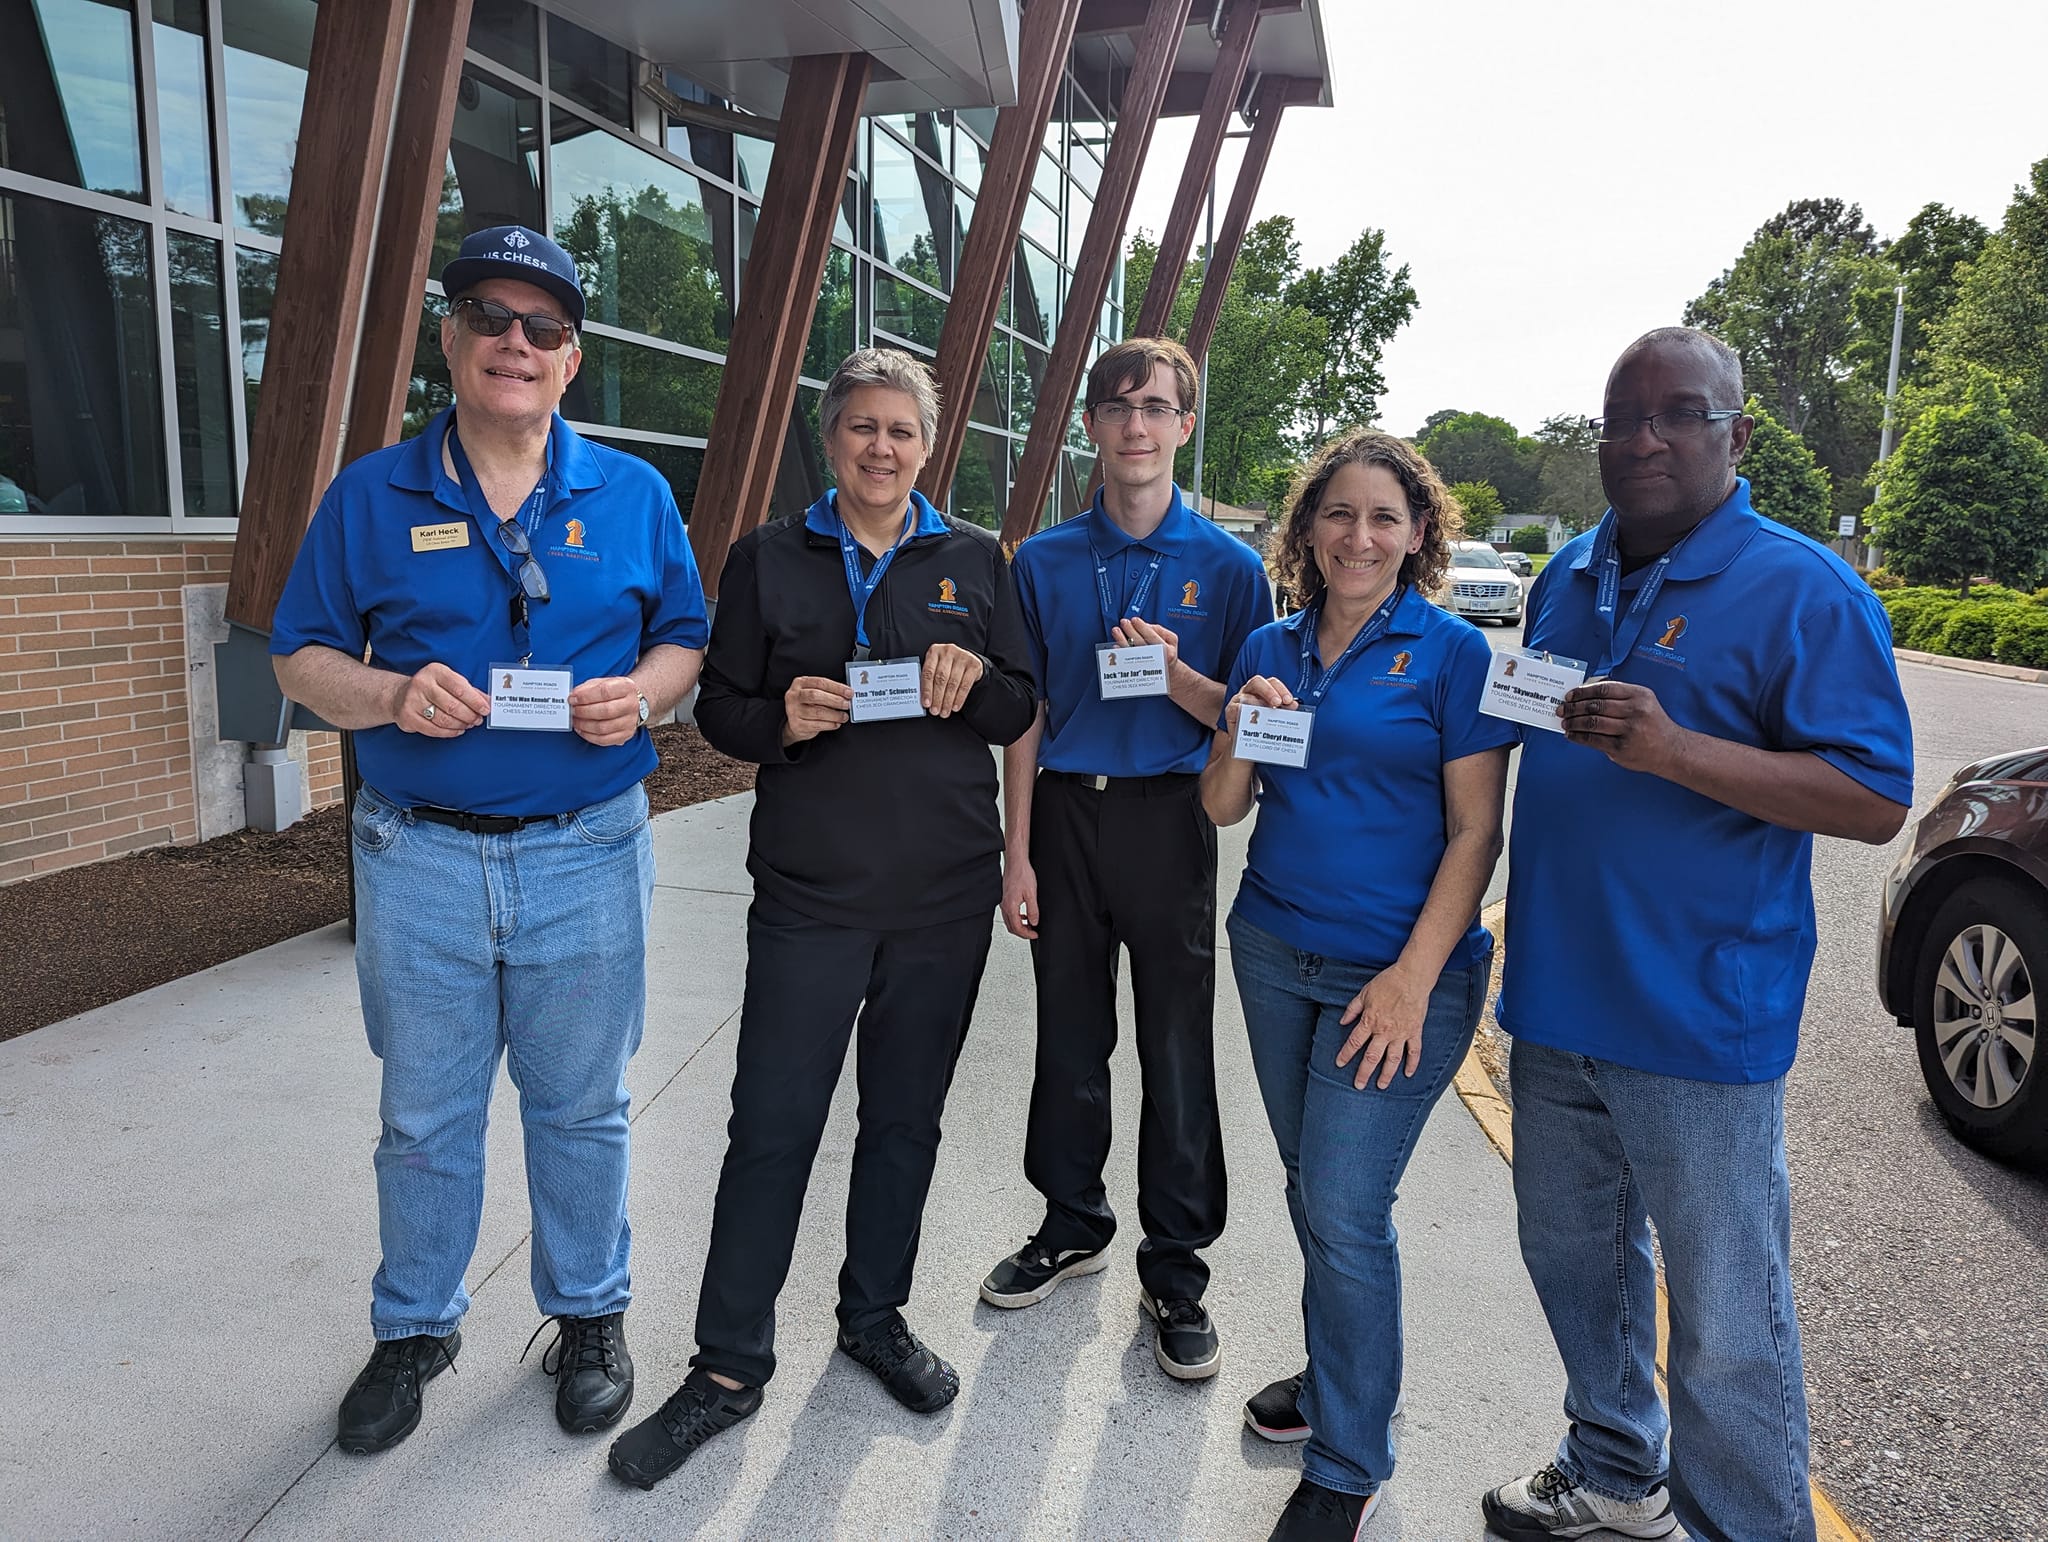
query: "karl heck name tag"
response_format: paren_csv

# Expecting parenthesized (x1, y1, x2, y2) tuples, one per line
(488, 664, 572, 731)
(1233, 705, 1315, 769)
(411, 521, 470, 552)
(1096, 642, 1169, 700)
(1478, 648, 1588, 733)
(846, 658, 924, 723)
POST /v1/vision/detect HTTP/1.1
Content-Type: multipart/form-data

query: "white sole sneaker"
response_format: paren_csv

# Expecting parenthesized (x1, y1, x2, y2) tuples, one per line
(1138, 1289, 1221, 1380)
(977, 1248, 1109, 1309)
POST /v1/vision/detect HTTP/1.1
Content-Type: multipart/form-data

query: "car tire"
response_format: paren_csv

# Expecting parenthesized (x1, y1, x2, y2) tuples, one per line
(1911, 875, 2048, 1166)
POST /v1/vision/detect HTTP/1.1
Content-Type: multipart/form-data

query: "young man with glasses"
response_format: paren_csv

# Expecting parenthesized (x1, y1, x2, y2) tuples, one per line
(270, 225, 709, 1456)
(982, 337, 1272, 1379)
(1480, 328, 1912, 1541)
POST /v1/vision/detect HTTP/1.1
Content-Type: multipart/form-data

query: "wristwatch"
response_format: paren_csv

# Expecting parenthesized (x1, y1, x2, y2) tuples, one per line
(636, 692, 651, 726)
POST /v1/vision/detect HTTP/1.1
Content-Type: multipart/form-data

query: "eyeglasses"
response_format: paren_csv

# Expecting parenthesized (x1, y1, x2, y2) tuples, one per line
(494, 518, 550, 603)
(1088, 401, 1189, 425)
(1590, 408, 1744, 444)
(452, 296, 574, 352)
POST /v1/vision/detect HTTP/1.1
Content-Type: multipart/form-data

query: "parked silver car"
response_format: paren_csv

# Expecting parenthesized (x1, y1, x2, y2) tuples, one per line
(1436, 541, 1524, 626)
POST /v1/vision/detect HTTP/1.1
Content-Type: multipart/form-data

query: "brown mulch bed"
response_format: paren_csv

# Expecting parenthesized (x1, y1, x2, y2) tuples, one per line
(0, 725, 753, 1044)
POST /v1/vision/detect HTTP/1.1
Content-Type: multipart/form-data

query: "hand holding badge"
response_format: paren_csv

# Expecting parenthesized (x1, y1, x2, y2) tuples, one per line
(1228, 676, 1314, 768)
(1478, 648, 1588, 733)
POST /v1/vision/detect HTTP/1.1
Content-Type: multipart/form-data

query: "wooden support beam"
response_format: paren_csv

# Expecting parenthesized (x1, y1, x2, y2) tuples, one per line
(687, 54, 870, 598)
(918, 0, 1085, 511)
(1075, 0, 1297, 37)
(343, 0, 475, 467)
(1186, 76, 1289, 368)
(224, 0, 410, 631)
(1001, 0, 1194, 548)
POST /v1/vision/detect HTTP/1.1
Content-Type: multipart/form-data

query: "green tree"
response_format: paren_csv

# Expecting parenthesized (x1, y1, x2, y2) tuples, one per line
(1289, 227, 1418, 443)
(1448, 480, 1505, 534)
(1738, 396, 1834, 539)
(1531, 413, 1603, 534)
(1510, 525, 1550, 555)
(1849, 202, 1989, 397)
(1417, 411, 1541, 511)
(1922, 158, 2048, 441)
(1869, 372, 2048, 594)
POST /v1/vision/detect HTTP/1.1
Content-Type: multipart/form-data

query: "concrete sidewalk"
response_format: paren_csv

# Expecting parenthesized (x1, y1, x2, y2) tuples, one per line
(0, 794, 1568, 1541)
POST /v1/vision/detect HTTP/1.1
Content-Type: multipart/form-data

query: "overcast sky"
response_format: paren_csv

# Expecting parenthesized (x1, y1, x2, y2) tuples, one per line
(1126, 0, 2046, 441)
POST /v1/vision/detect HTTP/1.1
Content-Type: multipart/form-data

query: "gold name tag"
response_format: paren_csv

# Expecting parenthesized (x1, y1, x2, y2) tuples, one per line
(411, 521, 470, 552)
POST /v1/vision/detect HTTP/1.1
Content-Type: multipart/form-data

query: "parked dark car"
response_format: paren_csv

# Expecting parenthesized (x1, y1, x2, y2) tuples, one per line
(1501, 550, 1534, 576)
(1877, 748, 2048, 1165)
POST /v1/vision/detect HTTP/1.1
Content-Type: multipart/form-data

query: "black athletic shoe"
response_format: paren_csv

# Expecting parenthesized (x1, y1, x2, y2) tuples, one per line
(837, 1312, 960, 1413)
(979, 1236, 1110, 1308)
(1269, 1479, 1380, 1541)
(336, 1330, 461, 1454)
(1245, 1370, 1310, 1442)
(608, 1368, 762, 1491)
(1139, 1288, 1221, 1380)
(524, 1312, 635, 1433)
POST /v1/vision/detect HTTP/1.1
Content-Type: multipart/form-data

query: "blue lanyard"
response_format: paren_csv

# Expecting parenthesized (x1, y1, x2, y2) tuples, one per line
(1090, 541, 1165, 642)
(836, 497, 916, 656)
(447, 426, 551, 540)
(1586, 511, 1692, 676)
(1298, 586, 1404, 704)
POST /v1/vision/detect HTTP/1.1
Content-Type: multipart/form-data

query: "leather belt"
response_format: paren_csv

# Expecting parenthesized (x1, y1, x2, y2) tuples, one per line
(1040, 769, 1199, 797)
(409, 805, 562, 834)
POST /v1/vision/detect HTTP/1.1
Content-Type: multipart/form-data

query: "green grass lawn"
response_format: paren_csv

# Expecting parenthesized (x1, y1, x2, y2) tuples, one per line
(1530, 552, 1554, 572)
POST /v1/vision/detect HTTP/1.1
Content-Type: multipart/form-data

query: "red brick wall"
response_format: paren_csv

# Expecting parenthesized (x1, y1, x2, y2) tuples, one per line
(0, 541, 343, 885)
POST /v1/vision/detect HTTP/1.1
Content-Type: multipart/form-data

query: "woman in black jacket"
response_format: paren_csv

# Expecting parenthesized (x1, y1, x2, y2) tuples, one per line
(610, 348, 1037, 1491)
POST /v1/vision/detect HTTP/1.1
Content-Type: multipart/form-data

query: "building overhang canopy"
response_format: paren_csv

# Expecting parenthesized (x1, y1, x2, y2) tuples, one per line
(547, 0, 1022, 117)
(1074, 0, 1333, 117)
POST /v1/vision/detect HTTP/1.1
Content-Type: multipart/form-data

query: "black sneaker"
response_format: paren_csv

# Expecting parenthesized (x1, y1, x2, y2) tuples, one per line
(1245, 1370, 1310, 1442)
(980, 1236, 1110, 1308)
(336, 1330, 461, 1454)
(1139, 1288, 1221, 1380)
(1481, 1463, 1677, 1539)
(836, 1312, 960, 1413)
(523, 1312, 634, 1433)
(1269, 1478, 1380, 1541)
(608, 1368, 762, 1491)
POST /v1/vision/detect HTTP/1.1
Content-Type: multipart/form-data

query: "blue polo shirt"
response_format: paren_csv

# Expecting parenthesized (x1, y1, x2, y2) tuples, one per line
(1226, 587, 1515, 971)
(271, 406, 709, 817)
(1499, 479, 1913, 1083)
(1013, 487, 1273, 776)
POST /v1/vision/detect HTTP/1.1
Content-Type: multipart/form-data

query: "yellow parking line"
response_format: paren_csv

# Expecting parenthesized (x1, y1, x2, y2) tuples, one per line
(1450, 1048, 1866, 1542)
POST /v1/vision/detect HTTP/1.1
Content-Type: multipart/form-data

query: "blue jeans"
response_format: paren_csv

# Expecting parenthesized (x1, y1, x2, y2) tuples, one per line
(1509, 1038, 1814, 1542)
(1228, 910, 1487, 1499)
(351, 780, 655, 1339)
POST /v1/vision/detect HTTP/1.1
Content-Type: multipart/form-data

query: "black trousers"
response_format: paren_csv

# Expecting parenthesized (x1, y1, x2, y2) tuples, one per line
(1023, 771, 1225, 1302)
(691, 894, 993, 1388)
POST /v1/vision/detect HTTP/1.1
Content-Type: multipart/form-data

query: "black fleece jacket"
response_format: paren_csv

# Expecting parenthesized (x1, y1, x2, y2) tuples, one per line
(696, 510, 1038, 929)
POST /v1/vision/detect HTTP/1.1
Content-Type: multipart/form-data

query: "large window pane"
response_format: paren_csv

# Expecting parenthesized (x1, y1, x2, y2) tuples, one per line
(432, 65, 542, 275)
(562, 334, 722, 438)
(1014, 241, 1057, 344)
(953, 126, 984, 195)
(870, 128, 948, 290)
(769, 385, 824, 521)
(0, 193, 165, 517)
(873, 272, 942, 353)
(4, 0, 145, 199)
(547, 14, 630, 127)
(234, 241, 276, 426)
(467, 0, 536, 80)
(224, 0, 317, 235)
(1021, 193, 1059, 260)
(582, 435, 701, 523)
(152, 0, 215, 217)
(166, 232, 234, 515)
(971, 330, 1007, 430)
(950, 428, 1006, 529)
(400, 293, 452, 439)
(551, 118, 732, 348)
(806, 247, 856, 382)
(1011, 341, 1048, 439)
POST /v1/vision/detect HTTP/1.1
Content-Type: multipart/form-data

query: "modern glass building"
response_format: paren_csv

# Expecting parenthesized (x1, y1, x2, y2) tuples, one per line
(0, 0, 1118, 537)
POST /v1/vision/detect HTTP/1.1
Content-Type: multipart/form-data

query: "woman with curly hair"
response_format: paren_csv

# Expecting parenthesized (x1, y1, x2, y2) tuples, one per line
(1199, 428, 1516, 1540)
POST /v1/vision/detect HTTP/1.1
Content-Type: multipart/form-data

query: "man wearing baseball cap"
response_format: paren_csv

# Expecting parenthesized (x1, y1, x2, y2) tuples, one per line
(271, 224, 709, 1454)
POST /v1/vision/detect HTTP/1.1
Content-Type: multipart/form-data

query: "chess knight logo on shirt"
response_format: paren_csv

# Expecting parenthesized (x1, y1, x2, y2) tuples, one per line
(1168, 578, 1207, 618)
(928, 576, 970, 617)
(550, 517, 598, 562)
(1371, 649, 1420, 688)
(1642, 614, 1690, 669)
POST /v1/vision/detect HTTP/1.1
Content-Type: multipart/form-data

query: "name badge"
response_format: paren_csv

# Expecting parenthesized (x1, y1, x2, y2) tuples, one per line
(846, 657, 924, 723)
(1478, 648, 1588, 734)
(1096, 642, 1170, 700)
(411, 521, 470, 552)
(1233, 705, 1315, 768)
(488, 663, 572, 731)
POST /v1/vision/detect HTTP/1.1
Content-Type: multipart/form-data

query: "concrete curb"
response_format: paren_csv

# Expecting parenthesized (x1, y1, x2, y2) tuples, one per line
(1894, 647, 2048, 685)
(1450, 914, 1868, 1542)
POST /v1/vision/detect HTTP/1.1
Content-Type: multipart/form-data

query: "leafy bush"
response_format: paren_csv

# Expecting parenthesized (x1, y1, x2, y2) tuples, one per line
(1882, 591, 1961, 648)
(1863, 567, 1906, 590)
(1966, 583, 2032, 605)
(1510, 524, 1550, 554)
(1940, 603, 2029, 660)
(1994, 610, 2048, 668)
(2034, 588, 2048, 606)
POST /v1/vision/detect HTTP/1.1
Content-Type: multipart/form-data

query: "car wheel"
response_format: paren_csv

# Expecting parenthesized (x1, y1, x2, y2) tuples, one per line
(1912, 875, 2048, 1166)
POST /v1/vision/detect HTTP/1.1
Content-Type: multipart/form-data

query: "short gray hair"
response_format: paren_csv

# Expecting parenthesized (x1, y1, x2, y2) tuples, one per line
(819, 347, 941, 447)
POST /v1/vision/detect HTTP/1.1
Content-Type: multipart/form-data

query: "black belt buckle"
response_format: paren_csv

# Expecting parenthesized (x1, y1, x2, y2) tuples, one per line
(411, 805, 544, 834)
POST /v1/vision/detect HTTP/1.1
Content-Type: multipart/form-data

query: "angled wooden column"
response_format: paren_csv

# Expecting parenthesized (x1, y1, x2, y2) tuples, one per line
(1185, 76, 1298, 367)
(1129, 0, 1262, 340)
(688, 53, 870, 597)
(342, 0, 475, 465)
(1001, 0, 1194, 547)
(918, 0, 1085, 508)
(224, 0, 410, 630)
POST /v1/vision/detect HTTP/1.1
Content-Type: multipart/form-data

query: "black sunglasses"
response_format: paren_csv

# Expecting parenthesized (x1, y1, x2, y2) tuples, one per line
(453, 296, 575, 352)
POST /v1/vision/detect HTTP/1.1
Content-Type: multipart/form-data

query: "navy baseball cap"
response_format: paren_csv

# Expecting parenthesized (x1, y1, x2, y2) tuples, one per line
(440, 224, 585, 329)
